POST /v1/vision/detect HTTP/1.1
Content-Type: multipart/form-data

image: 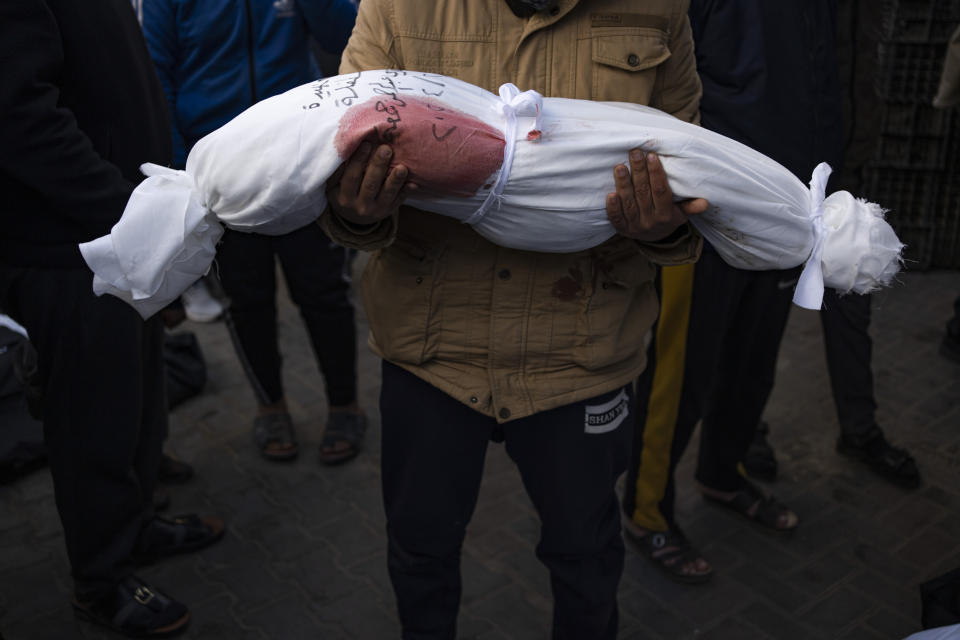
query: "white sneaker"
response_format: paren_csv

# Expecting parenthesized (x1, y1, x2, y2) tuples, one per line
(180, 280, 223, 323)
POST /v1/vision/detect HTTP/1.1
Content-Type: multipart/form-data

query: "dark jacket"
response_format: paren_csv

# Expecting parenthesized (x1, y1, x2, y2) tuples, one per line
(689, 0, 844, 183)
(0, 0, 173, 268)
(140, 0, 357, 167)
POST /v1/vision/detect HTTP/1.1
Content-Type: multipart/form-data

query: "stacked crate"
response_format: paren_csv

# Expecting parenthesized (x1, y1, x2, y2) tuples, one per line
(865, 0, 960, 268)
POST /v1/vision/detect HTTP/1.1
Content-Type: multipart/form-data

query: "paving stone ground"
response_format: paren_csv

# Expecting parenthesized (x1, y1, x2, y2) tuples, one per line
(1, 262, 958, 640)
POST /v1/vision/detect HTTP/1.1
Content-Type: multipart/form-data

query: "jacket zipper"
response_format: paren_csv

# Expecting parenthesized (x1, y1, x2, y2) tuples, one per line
(243, 0, 257, 106)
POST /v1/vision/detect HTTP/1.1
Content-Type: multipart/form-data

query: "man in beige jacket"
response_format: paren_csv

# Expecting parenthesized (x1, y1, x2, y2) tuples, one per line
(320, 1, 707, 637)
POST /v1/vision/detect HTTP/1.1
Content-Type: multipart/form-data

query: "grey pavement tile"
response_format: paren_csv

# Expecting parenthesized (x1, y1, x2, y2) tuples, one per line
(245, 519, 321, 564)
(895, 529, 960, 573)
(311, 592, 398, 639)
(716, 526, 802, 576)
(240, 593, 342, 640)
(739, 601, 818, 640)
(865, 606, 921, 640)
(788, 551, 858, 599)
(848, 569, 920, 621)
(879, 497, 949, 538)
(344, 551, 393, 599)
(466, 584, 552, 640)
(618, 588, 699, 639)
(838, 627, 887, 640)
(700, 617, 772, 640)
(275, 548, 366, 605)
(314, 511, 384, 566)
(731, 564, 811, 613)
(460, 552, 513, 607)
(204, 561, 298, 613)
(797, 586, 875, 634)
(486, 547, 551, 603)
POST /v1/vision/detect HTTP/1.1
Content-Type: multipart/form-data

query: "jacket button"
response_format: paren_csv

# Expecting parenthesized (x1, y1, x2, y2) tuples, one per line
(499, 407, 511, 419)
(416, 276, 424, 284)
(470, 396, 478, 403)
(627, 53, 640, 67)
(498, 269, 511, 280)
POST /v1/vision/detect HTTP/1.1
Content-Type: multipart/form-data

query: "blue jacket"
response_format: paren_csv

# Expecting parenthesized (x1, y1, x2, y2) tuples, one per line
(141, 0, 357, 166)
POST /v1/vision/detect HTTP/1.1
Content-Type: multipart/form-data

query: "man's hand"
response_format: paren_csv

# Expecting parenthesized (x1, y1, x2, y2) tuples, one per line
(327, 141, 416, 225)
(605, 148, 708, 242)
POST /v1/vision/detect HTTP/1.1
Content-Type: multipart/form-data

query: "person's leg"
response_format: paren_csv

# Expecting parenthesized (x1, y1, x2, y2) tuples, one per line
(822, 289, 921, 488)
(504, 384, 633, 640)
(821, 290, 877, 437)
(274, 224, 362, 463)
(623, 257, 731, 581)
(380, 361, 492, 640)
(276, 224, 357, 407)
(695, 268, 799, 531)
(217, 230, 282, 404)
(3, 268, 154, 597)
(217, 230, 296, 459)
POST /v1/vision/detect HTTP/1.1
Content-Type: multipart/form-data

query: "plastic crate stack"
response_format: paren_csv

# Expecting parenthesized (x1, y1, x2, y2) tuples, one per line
(866, 0, 960, 268)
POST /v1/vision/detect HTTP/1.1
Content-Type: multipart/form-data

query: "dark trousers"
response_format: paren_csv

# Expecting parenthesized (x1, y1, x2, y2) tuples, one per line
(821, 289, 877, 438)
(380, 361, 631, 640)
(0, 266, 165, 599)
(623, 249, 797, 529)
(216, 223, 356, 407)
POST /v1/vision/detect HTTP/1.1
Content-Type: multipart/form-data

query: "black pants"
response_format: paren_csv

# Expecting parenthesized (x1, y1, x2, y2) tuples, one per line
(623, 249, 798, 529)
(380, 361, 631, 640)
(0, 266, 165, 599)
(216, 224, 356, 407)
(821, 289, 877, 438)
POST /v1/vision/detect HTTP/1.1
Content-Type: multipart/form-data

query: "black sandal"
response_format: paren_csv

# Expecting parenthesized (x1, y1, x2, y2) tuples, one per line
(837, 427, 921, 489)
(253, 412, 298, 461)
(623, 522, 713, 584)
(134, 514, 225, 566)
(73, 576, 189, 638)
(702, 480, 798, 533)
(319, 412, 367, 466)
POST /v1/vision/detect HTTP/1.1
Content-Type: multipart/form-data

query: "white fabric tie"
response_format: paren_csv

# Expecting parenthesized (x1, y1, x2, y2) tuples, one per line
(464, 83, 544, 226)
(79, 162, 222, 318)
(792, 162, 833, 310)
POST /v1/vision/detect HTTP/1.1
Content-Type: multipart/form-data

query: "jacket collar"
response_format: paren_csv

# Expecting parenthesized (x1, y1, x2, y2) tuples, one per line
(504, 0, 551, 18)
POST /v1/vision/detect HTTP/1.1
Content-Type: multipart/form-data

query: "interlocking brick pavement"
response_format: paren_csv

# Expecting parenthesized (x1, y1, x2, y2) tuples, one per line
(1, 264, 958, 639)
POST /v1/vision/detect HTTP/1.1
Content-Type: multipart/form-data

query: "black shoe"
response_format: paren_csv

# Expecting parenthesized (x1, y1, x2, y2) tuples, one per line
(73, 576, 189, 638)
(134, 514, 225, 566)
(157, 453, 194, 485)
(837, 427, 921, 490)
(742, 421, 778, 482)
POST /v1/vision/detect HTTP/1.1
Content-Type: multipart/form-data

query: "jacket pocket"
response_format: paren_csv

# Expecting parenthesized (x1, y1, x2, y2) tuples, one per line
(361, 239, 441, 365)
(590, 30, 671, 102)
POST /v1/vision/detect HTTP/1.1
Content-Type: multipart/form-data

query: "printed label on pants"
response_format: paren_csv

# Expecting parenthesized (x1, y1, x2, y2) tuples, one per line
(584, 388, 629, 434)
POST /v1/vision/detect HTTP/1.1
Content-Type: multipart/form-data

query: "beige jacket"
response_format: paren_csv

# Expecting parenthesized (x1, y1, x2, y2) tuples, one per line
(321, 0, 703, 422)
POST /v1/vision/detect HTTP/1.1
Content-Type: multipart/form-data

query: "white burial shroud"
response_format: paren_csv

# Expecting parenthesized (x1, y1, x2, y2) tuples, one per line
(80, 70, 904, 318)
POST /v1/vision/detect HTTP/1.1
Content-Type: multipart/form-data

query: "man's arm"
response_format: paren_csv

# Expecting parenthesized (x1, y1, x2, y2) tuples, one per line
(319, 0, 408, 250)
(141, 0, 187, 167)
(0, 0, 133, 232)
(299, 0, 358, 56)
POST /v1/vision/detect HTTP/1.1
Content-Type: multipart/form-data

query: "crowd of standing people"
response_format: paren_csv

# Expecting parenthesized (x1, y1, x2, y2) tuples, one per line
(1, 0, 958, 638)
